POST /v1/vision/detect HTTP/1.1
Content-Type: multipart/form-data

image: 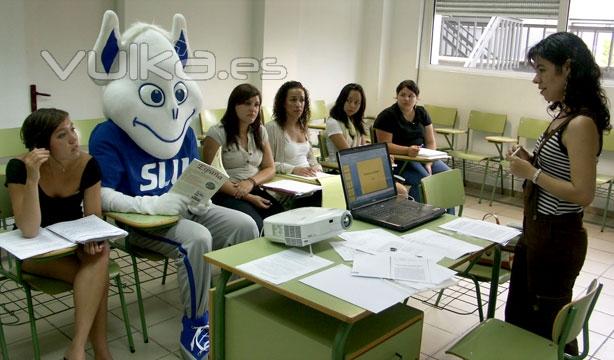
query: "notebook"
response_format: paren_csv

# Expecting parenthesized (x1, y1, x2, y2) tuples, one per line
(336, 143, 445, 232)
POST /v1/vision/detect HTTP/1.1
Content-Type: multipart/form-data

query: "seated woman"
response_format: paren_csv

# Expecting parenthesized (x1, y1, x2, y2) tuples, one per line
(202, 84, 283, 231)
(326, 83, 408, 197)
(5, 108, 111, 360)
(373, 80, 449, 202)
(265, 80, 322, 207)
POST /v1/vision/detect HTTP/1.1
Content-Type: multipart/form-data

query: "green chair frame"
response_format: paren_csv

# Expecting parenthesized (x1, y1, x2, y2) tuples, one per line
(199, 108, 226, 141)
(73, 118, 105, 147)
(105, 213, 178, 344)
(447, 279, 603, 360)
(489, 116, 549, 205)
(448, 110, 507, 203)
(0, 247, 135, 359)
(309, 99, 328, 122)
(317, 131, 339, 171)
(261, 105, 273, 124)
(597, 130, 614, 231)
(421, 169, 511, 321)
(424, 104, 459, 151)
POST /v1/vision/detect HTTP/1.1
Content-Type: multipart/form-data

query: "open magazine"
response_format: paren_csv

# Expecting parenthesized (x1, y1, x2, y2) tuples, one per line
(170, 159, 229, 204)
(0, 215, 128, 260)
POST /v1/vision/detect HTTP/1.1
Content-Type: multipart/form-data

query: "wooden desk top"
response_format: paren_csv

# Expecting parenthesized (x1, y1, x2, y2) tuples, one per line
(205, 214, 494, 324)
(395, 154, 449, 163)
(485, 136, 517, 144)
(307, 123, 326, 131)
(104, 212, 179, 229)
(435, 128, 467, 135)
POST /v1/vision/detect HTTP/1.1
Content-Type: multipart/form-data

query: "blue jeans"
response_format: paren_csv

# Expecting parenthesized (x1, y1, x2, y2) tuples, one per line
(396, 160, 450, 203)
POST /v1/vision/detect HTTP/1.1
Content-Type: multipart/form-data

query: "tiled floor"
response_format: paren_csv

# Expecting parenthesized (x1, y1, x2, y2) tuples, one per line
(1, 194, 613, 359)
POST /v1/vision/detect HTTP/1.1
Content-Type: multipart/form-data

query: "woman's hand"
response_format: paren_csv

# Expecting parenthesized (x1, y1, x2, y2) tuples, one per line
(245, 194, 272, 209)
(424, 162, 433, 175)
(292, 166, 317, 177)
(509, 156, 537, 179)
(233, 179, 254, 199)
(23, 148, 50, 183)
(507, 145, 530, 161)
(407, 145, 420, 157)
(83, 241, 106, 255)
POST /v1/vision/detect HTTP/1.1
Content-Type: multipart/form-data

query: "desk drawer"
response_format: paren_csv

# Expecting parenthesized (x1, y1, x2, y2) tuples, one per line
(223, 284, 422, 360)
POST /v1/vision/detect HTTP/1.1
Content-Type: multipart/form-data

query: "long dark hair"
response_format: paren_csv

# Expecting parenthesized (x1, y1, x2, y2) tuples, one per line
(528, 32, 611, 138)
(21, 108, 69, 150)
(329, 83, 366, 136)
(272, 80, 311, 134)
(221, 83, 264, 151)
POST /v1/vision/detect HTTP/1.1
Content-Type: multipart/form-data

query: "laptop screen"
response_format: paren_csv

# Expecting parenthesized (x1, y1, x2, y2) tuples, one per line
(337, 143, 397, 210)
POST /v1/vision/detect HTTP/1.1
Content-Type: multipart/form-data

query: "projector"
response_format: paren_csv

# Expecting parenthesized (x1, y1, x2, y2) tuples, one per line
(264, 207, 353, 247)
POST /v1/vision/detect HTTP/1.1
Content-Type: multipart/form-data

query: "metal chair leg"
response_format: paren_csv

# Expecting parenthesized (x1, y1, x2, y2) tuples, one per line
(161, 258, 169, 285)
(478, 160, 491, 204)
(24, 286, 40, 360)
(131, 255, 149, 343)
(114, 275, 136, 352)
(471, 277, 484, 322)
(0, 318, 8, 360)
(602, 181, 613, 232)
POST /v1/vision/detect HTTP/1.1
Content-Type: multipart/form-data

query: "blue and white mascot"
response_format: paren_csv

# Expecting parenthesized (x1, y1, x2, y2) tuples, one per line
(88, 10, 258, 359)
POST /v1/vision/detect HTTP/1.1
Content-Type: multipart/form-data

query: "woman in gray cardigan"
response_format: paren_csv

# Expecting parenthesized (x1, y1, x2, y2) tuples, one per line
(265, 81, 322, 175)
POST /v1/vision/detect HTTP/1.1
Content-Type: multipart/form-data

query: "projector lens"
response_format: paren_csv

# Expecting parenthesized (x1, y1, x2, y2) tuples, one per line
(342, 212, 353, 229)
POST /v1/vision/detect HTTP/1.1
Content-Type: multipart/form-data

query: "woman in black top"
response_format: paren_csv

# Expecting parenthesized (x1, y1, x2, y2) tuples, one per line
(6, 109, 111, 360)
(373, 80, 449, 202)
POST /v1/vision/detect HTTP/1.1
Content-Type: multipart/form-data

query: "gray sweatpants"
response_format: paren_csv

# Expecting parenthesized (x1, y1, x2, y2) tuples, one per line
(127, 204, 258, 318)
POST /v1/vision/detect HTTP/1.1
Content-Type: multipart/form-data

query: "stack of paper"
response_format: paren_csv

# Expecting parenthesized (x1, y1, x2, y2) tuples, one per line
(439, 218, 521, 244)
(46, 215, 128, 244)
(261, 179, 322, 196)
(418, 148, 449, 159)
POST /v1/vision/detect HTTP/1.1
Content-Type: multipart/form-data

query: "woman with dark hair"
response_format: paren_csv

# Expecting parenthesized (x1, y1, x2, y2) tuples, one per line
(325, 83, 367, 161)
(326, 83, 408, 197)
(266, 80, 322, 176)
(505, 32, 611, 354)
(6, 108, 111, 360)
(202, 84, 282, 231)
(373, 80, 450, 202)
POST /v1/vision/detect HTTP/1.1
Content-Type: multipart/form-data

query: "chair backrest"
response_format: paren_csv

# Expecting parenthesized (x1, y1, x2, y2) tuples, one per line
(73, 118, 105, 147)
(0, 127, 27, 158)
(262, 105, 273, 124)
(200, 108, 226, 134)
(552, 279, 602, 359)
(0, 174, 13, 229)
(318, 131, 329, 161)
(209, 146, 228, 177)
(421, 169, 465, 216)
(309, 100, 328, 122)
(425, 104, 457, 128)
(370, 126, 378, 143)
(467, 110, 507, 134)
(517, 117, 549, 141)
(602, 130, 614, 153)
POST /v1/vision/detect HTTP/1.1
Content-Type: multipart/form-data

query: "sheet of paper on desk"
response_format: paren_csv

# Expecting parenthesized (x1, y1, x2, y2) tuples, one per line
(401, 229, 483, 260)
(329, 241, 360, 261)
(284, 172, 335, 182)
(418, 148, 449, 159)
(300, 264, 410, 313)
(236, 248, 333, 285)
(439, 218, 521, 244)
(352, 253, 456, 284)
(261, 179, 322, 196)
(0, 228, 75, 260)
(338, 228, 407, 254)
(46, 214, 128, 244)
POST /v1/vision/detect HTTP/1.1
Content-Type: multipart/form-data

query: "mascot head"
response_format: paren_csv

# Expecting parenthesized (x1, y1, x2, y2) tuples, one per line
(89, 10, 203, 159)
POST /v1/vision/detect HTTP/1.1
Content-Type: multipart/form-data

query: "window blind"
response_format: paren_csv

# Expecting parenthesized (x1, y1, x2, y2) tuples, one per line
(435, 0, 560, 19)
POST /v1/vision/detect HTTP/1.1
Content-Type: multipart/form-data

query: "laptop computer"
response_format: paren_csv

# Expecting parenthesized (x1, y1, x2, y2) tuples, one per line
(336, 143, 445, 232)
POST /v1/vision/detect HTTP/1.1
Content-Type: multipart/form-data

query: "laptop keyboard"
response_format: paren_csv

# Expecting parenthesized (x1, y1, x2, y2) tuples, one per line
(357, 199, 429, 221)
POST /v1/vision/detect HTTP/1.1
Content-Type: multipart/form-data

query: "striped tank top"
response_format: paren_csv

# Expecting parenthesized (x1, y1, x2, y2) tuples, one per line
(533, 128, 583, 215)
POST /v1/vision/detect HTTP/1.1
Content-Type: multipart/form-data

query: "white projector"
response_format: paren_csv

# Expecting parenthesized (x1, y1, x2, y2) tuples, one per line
(263, 207, 353, 247)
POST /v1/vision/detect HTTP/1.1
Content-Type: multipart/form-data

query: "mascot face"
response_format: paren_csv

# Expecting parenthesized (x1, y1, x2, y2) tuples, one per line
(90, 11, 202, 159)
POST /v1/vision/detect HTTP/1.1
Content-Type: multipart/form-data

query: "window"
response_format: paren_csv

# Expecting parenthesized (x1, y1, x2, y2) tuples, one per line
(428, 0, 614, 79)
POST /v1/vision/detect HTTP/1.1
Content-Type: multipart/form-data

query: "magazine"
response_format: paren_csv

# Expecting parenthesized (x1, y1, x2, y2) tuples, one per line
(170, 159, 229, 204)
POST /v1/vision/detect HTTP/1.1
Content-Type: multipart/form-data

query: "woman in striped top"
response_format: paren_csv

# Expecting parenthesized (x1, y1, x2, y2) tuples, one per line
(505, 32, 611, 355)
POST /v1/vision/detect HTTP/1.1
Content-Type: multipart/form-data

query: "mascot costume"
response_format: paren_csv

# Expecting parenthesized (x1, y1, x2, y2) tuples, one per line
(88, 11, 258, 359)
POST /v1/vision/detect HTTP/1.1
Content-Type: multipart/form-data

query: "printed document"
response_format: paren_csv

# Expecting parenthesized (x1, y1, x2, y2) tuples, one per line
(418, 148, 449, 159)
(401, 229, 483, 260)
(236, 248, 332, 285)
(170, 159, 228, 204)
(300, 264, 409, 313)
(352, 253, 455, 283)
(46, 214, 128, 244)
(261, 179, 322, 196)
(0, 228, 75, 260)
(439, 218, 521, 244)
(338, 228, 407, 254)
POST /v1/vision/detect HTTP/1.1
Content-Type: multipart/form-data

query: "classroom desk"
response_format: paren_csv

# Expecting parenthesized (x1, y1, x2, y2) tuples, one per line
(205, 214, 502, 359)
(394, 153, 451, 175)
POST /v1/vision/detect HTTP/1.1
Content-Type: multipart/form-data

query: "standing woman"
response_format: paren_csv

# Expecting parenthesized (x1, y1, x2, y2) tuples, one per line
(202, 84, 283, 231)
(505, 32, 610, 354)
(266, 80, 322, 176)
(6, 109, 112, 360)
(373, 80, 449, 202)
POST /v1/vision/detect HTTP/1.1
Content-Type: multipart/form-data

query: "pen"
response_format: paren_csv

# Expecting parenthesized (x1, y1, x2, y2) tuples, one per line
(510, 146, 523, 157)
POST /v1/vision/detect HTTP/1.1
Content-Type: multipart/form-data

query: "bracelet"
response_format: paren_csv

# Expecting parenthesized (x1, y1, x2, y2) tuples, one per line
(247, 177, 258, 187)
(531, 169, 542, 184)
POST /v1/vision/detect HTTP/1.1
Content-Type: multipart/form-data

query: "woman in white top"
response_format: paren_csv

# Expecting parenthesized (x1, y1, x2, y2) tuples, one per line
(326, 83, 408, 197)
(265, 81, 322, 176)
(202, 84, 283, 231)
